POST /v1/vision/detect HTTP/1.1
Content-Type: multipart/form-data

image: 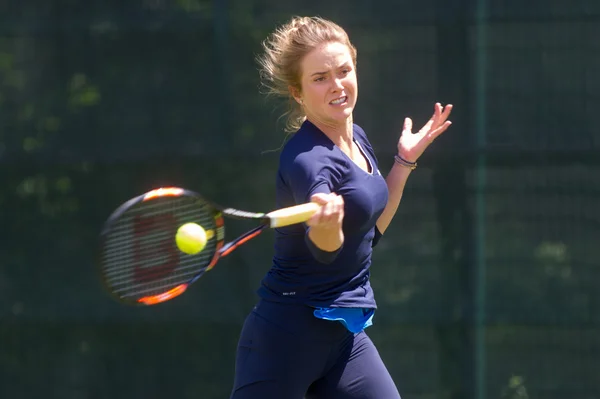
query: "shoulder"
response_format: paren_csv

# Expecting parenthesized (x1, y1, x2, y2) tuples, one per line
(352, 123, 372, 147)
(279, 123, 349, 184)
(279, 122, 345, 177)
(353, 123, 377, 156)
(353, 123, 368, 139)
(353, 123, 384, 171)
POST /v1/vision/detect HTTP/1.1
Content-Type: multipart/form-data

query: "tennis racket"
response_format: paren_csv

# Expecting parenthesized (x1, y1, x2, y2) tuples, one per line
(99, 186, 320, 306)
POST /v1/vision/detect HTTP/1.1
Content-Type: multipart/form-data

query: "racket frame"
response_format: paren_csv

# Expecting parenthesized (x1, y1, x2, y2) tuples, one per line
(99, 187, 319, 306)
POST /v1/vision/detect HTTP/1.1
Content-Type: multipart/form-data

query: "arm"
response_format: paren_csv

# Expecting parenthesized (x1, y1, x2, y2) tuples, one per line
(376, 162, 413, 234)
(376, 103, 454, 234)
(307, 192, 345, 259)
(283, 151, 345, 262)
(308, 224, 344, 253)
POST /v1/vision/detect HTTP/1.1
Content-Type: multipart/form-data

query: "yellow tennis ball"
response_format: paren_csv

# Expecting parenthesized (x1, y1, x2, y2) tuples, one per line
(175, 223, 207, 255)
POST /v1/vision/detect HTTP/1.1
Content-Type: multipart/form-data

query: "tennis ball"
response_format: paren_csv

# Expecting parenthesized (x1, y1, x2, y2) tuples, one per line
(176, 223, 208, 255)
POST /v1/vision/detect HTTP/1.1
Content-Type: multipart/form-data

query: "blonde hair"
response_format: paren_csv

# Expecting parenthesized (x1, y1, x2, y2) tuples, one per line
(257, 16, 357, 133)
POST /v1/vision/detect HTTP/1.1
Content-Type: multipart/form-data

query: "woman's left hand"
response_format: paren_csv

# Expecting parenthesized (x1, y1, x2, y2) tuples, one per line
(397, 103, 453, 163)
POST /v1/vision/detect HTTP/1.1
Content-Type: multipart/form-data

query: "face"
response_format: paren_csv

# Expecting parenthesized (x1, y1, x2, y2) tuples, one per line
(295, 41, 357, 128)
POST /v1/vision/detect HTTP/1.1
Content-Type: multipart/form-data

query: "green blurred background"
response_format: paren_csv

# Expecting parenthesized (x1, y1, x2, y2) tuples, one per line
(1, 0, 599, 398)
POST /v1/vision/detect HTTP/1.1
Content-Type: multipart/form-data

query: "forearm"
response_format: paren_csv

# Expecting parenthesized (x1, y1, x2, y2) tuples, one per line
(376, 161, 413, 234)
(307, 226, 344, 252)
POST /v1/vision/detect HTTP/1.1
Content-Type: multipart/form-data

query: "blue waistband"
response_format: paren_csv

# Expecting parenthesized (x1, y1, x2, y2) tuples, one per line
(313, 307, 375, 333)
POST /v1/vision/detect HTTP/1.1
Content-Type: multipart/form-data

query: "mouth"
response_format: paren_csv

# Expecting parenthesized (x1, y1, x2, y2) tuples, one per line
(329, 96, 348, 106)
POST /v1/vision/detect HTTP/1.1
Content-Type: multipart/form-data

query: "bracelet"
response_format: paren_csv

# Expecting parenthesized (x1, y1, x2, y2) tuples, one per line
(394, 154, 417, 170)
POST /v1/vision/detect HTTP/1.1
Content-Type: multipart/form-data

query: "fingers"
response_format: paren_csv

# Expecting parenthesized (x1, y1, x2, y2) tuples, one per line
(420, 118, 434, 135)
(430, 102, 453, 141)
(438, 103, 453, 124)
(417, 104, 439, 135)
(402, 117, 413, 136)
(426, 120, 453, 142)
(434, 102, 453, 126)
(418, 103, 453, 136)
(404, 103, 453, 140)
(308, 192, 332, 205)
(307, 193, 344, 228)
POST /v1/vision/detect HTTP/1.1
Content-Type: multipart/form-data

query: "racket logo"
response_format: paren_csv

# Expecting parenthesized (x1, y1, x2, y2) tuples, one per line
(132, 213, 179, 282)
(216, 226, 225, 241)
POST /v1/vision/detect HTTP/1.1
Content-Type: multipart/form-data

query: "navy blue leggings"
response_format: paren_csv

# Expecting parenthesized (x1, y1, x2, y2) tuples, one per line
(230, 300, 401, 399)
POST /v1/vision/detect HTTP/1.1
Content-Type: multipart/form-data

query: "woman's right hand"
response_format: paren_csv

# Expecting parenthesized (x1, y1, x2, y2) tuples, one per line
(306, 193, 345, 252)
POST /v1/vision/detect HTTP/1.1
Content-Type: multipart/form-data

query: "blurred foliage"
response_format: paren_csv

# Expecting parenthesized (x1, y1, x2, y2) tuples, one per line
(501, 376, 529, 399)
(0, 1, 599, 398)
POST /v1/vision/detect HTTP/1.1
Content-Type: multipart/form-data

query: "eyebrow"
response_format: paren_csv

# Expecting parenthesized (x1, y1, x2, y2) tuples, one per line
(310, 63, 352, 77)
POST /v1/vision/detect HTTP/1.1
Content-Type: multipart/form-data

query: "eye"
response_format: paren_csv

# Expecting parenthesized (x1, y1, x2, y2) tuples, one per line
(314, 76, 326, 82)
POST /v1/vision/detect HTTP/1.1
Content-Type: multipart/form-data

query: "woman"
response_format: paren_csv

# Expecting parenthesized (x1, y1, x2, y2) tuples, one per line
(230, 16, 453, 399)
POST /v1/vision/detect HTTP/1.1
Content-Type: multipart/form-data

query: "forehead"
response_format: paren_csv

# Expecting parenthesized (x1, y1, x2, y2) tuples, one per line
(302, 42, 353, 72)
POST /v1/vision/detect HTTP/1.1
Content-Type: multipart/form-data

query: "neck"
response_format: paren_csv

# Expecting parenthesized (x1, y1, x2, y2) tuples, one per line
(308, 115, 354, 148)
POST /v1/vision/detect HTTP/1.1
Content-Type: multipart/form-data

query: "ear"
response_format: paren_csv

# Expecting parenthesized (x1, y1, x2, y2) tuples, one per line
(289, 85, 302, 105)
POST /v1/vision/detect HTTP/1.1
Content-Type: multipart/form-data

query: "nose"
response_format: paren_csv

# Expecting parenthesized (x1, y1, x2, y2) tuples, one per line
(331, 78, 344, 91)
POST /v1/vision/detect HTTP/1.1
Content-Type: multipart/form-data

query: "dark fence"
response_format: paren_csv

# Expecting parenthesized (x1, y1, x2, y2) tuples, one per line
(1, 1, 599, 398)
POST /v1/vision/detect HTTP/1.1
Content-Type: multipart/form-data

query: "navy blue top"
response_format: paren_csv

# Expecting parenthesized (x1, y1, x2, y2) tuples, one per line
(258, 120, 389, 309)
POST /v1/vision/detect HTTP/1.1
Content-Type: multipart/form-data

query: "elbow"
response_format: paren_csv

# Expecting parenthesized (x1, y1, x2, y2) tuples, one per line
(371, 226, 383, 248)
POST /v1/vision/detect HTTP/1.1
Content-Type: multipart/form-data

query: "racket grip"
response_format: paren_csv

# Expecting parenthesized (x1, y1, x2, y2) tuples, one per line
(266, 202, 321, 228)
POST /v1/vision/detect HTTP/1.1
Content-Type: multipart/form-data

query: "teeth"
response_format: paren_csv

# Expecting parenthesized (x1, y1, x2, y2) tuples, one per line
(331, 96, 347, 105)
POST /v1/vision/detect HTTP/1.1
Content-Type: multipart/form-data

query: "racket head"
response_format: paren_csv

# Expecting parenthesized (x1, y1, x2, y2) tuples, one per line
(98, 187, 225, 306)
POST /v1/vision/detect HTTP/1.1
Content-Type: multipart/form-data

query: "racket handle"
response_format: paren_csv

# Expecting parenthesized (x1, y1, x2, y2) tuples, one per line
(266, 202, 321, 228)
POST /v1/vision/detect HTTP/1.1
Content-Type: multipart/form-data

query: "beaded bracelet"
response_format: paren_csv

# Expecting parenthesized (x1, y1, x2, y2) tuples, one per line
(394, 154, 417, 170)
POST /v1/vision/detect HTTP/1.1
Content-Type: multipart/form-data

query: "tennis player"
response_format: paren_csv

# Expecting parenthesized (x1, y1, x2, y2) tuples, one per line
(230, 16, 453, 399)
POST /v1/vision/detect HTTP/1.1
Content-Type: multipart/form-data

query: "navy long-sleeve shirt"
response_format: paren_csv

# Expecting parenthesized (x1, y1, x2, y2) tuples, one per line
(258, 120, 389, 309)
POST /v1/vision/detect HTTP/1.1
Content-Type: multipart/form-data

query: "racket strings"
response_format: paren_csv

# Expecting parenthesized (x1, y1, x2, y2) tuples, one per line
(101, 196, 218, 300)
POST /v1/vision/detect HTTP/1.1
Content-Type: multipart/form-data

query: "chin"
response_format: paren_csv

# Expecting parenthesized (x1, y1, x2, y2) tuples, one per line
(333, 107, 353, 121)
(325, 114, 351, 126)
(330, 105, 354, 119)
